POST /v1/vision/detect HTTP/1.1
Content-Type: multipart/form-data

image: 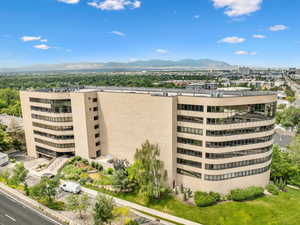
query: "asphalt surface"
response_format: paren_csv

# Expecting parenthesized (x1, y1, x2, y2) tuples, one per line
(0, 191, 61, 225)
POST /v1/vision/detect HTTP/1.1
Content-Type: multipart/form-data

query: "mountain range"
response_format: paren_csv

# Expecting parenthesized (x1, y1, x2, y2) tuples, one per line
(0, 59, 233, 72)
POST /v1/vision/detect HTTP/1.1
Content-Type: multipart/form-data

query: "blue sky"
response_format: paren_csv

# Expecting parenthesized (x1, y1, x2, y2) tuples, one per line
(0, 0, 299, 67)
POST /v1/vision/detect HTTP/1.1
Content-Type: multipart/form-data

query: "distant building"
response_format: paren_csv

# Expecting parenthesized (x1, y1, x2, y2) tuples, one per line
(186, 82, 218, 91)
(21, 87, 276, 194)
(238, 67, 251, 75)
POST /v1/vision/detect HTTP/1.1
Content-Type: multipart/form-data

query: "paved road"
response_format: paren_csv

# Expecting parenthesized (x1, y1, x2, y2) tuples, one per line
(0, 191, 60, 225)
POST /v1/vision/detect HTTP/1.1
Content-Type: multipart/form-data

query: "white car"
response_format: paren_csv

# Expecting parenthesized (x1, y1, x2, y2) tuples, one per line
(60, 181, 81, 194)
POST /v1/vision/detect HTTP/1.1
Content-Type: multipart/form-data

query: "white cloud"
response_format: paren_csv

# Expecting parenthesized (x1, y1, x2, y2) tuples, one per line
(57, 0, 80, 4)
(194, 15, 200, 19)
(33, 44, 50, 50)
(219, 36, 246, 44)
(111, 31, 125, 36)
(269, 24, 288, 32)
(212, 0, 263, 17)
(40, 39, 48, 42)
(156, 49, 168, 54)
(252, 34, 266, 39)
(235, 50, 256, 55)
(21, 36, 41, 42)
(88, 0, 141, 11)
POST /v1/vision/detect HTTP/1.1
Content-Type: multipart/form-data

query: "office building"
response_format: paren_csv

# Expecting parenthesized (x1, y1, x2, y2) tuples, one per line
(20, 87, 276, 193)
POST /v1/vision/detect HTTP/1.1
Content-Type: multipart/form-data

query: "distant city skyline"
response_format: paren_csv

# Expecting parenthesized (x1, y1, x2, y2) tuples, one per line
(0, 0, 299, 68)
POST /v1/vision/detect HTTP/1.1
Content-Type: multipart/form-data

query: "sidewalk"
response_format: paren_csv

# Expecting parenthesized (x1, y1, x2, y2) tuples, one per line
(82, 187, 203, 225)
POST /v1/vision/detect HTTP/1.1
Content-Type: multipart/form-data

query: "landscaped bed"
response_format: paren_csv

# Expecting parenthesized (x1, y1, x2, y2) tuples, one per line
(85, 185, 300, 225)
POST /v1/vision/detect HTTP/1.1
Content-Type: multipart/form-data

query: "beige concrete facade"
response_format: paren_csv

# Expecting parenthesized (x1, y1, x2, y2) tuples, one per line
(20, 87, 277, 194)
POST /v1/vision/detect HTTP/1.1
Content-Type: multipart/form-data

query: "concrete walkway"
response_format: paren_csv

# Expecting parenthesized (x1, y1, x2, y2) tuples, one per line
(82, 187, 202, 225)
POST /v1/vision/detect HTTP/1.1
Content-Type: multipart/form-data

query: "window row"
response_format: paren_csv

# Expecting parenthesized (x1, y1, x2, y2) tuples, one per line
(205, 154, 272, 170)
(33, 122, 73, 131)
(177, 158, 202, 168)
(31, 105, 72, 113)
(30, 98, 71, 105)
(177, 137, 202, 147)
(206, 103, 276, 118)
(36, 146, 58, 157)
(206, 117, 273, 125)
(178, 104, 204, 112)
(206, 125, 274, 137)
(34, 138, 75, 148)
(177, 148, 202, 158)
(177, 126, 203, 135)
(31, 114, 73, 123)
(33, 130, 74, 140)
(177, 115, 203, 124)
(205, 146, 272, 159)
(206, 135, 273, 148)
(204, 165, 270, 181)
(177, 168, 202, 179)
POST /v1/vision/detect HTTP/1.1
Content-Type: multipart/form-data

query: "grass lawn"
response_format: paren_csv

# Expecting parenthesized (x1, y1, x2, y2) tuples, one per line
(85, 185, 300, 225)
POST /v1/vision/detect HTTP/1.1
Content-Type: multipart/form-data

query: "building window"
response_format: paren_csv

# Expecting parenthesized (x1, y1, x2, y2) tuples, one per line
(177, 115, 203, 124)
(177, 137, 202, 147)
(177, 104, 203, 112)
(94, 124, 99, 129)
(206, 125, 274, 136)
(31, 105, 72, 113)
(31, 114, 72, 123)
(204, 165, 270, 181)
(94, 116, 99, 121)
(206, 146, 272, 159)
(93, 98, 98, 103)
(33, 130, 74, 140)
(95, 133, 100, 138)
(177, 148, 202, 158)
(206, 135, 273, 148)
(93, 107, 98, 111)
(177, 168, 202, 179)
(205, 154, 272, 170)
(96, 141, 100, 146)
(32, 122, 73, 131)
(34, 138, 75, 148)
(177, 126, 203, 135)
(177, 158, 202, 168)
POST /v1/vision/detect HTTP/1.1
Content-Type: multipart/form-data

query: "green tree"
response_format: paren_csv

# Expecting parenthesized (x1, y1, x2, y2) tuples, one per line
(93, 194, 115, 225)
(66, 193, 90, 219)
(128, 140, 166, 203)
(0, 126, 13, 152)
(30, 177, 59, 203)
(111, 169, 135, 192)
(271, 145, 299, 184)
(9, 162, 28, 185)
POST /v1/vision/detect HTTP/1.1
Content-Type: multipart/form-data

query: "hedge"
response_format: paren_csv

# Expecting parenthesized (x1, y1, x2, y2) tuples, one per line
(194, 191, 221, 207)
(228, 186, 264, 201)
(266, 184, 280, 195)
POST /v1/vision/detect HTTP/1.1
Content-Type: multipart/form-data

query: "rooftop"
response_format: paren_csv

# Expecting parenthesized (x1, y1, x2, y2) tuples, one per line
(31, 86, 276, 98)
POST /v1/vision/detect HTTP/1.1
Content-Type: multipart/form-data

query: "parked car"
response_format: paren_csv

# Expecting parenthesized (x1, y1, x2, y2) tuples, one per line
(60, 181, 81, 194)
(0, 152, 9, 167)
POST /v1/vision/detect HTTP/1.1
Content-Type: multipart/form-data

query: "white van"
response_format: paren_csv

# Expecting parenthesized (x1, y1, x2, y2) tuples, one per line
(0, 152, 9, 167)
(60, 181, 81, 194)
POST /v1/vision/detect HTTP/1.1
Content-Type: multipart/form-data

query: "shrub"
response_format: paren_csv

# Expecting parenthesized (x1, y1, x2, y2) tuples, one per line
(69, 156, 82, 164)
(40, 199, 65, 210)
(194, 191, 220, 207)
(228, 186, 264, 201)
(266, 184, 280, 195)
(125, 220, 139, 225)
(106, 168, 114, 175)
